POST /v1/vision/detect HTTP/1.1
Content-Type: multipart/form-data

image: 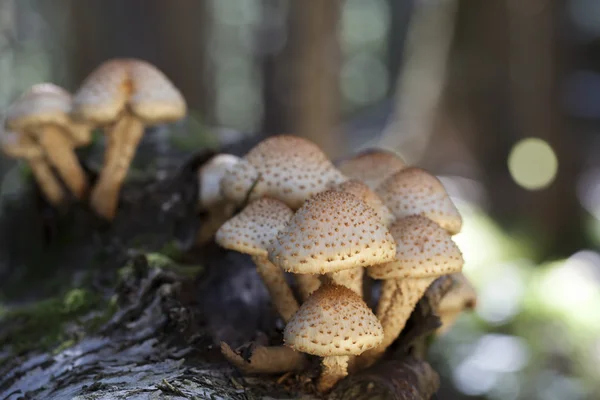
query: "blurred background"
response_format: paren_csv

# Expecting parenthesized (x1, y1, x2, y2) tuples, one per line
(0, 0, 599, 399)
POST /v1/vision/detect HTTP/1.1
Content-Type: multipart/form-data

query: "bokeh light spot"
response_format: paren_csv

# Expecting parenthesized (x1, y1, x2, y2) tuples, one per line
(507, 138, 558, 190)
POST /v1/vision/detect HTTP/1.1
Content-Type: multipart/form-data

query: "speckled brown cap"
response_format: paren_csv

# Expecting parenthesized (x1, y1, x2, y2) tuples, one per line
(269, 190, 396, 274)
(376, 167, 462, 235)
(220, 135, 347, 209)
(215, 197, 293, 257)
(368, 215, 463, 280)
(220, 158, 262, 205)
(337, 148, 406, 189)
(330, 180, 394, 226)
(284, 284, 383, 357)
(5, 83, 73, 130)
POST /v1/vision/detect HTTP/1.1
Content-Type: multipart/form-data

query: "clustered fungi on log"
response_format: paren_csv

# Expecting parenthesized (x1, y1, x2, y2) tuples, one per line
(209, 135, 478, 393)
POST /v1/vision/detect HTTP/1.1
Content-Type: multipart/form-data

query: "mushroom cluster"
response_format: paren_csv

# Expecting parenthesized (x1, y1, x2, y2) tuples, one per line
(0, 58, 186, 219)
(210, 135, 477, 392)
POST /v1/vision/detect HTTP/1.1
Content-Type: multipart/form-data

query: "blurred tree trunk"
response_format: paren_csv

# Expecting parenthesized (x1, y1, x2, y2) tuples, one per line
(65, 0, 214, 122)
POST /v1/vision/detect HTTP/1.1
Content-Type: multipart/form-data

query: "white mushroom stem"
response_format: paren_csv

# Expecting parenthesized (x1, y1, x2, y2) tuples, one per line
(90, 113, 144, 219)
(37, 125, 88, 199)
(327, 267, 364, 297)
(318, 355, 350, 393)
(294, 274, 321, 301)
(360, 276, 436, 366)
(220, 342, 307, 374)
(29, 157, 66, 206)
(252, 255, 300, 322)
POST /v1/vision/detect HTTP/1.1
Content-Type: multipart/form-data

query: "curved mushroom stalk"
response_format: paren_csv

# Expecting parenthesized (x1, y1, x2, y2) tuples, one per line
(90, 114, 144, 219)
(327, 267, 363, 297)
(29, 157, 66, 206)
(220, 342, 308, 375)
(252, 255, 299, 322)
(37, 125, 88, 199)
(318, 355, 349, 393)
(294, 274, 321, 301)
(376, 279, 397, 320)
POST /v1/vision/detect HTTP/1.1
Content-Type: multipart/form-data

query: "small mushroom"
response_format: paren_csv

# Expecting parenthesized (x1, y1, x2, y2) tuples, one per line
(5, 83, 91, 199)
(269, 191, 397, 297)
(329, 179, 394, 226)
(376, 167, 462, 234)
(284, 284, 383, 392)
(337, 148, 406, 189)
(220, 342, 308, 375)
(72, 58, 187, 219)
(359, 215, 464, 366)
(220, 135, 346, 210)
(0, 129, 65, 205)
(215, 197, 299, 322)
(436, 272, 477, 334)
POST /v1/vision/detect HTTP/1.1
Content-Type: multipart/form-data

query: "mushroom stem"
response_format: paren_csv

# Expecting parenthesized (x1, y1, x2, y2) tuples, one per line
(360, 277, 436, 367)
(252, 255, 300, 322)
(294, 274, 321, 301)
(318, 355, 349, 393)
(327, 267, 364, 296)
(90, 114, 144, 219)
(37, 125, 88, 199)
(376, 279, 398, 321)
(220, 342, 308, 374)
(28, 157, 66, 206)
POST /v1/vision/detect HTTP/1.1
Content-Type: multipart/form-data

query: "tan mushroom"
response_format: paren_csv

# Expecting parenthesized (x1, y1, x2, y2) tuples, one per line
(269, 191, 396, 297)
(215, 197, 299, 322)
(337, 148, 406, 189)
(436, 272, 477, 335)
(329, 179, 394, 226)
(5, 83, 91, 199)
(284, 284, 383, 392)
(72, 58, 187, 219)
(359, 216, 463, 366)
(220, 135, 346, 210)
(376, 167, 462, 235)
(0, 129, 65, 205)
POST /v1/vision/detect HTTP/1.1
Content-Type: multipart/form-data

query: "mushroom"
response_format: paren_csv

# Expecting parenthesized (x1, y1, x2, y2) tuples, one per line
(269, 190, 397, 297)
(329, 179, 394, 226)
(220, 342, 308, 375)
(284, 284, 384, 392)
(0, 129, 65, 205)
(71, 58, 187, 219)
(220, 135, 346, 210)
(359, 215, 464, 366)
(215, 197, 299, 322)
(337, 148, 406, 189)
(376, 167, 463, 235)
(436, 272, 477, 335)
(5, 83, 91, 199)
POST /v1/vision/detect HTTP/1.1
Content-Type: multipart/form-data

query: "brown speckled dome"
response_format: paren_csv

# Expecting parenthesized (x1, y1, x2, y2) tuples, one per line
(220, 135, 346, 209)
(284, 284, 383, 356)
(337, 149, 406, 189)
(215, 197, 293, 257)
(269, 191, 396, 274)
(368, 215, 464, 279)
(376, 167, 462, 235)
(330, 179, 394, 226)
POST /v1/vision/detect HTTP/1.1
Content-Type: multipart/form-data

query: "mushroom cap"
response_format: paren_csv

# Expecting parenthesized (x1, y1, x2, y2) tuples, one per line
(198, 153, 241, 210)
(439, 273, 477, 313)
(220, 158, 262, 205)
(0, 129, 42, 159)
(368, 215, 464, 280)
(72, 58, 186, 125)
(215, 197, 294, 257)
(221, 135, 346, 209)
(330, 180, 394, 226)
(376, 167, 462, 235)
(284, 284, 383, 357)
(5, 83, 73, 131)
(337, 148, 406, 189)
(269, 190, 397, 274)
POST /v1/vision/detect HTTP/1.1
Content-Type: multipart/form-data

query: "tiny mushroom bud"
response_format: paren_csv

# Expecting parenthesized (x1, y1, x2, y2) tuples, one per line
(0, 129, 65, 205)
(330, 179, 394, 227)
(376, 167, 462, 234)
(269, 191, 396, 296)
(359, 215, 463, 366)
(198, 153, 241, 211)
(436, 272, 477, 335)
(284, 284, 383, 392)
(337, 148, 406, 189)
(215, 197, 299, 322)
(5, 83, 92, 199)
(72, 58, 187, 219)
(220, 135, 346, 210)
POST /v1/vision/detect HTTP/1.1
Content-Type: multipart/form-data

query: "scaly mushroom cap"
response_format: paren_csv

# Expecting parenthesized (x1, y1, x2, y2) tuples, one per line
(284, 284, 383, 357)
(376, 167, 462, 234)
(337, 148, 406, 189)
(0, 129, 42, 159)
(72, 58, 186, 125)
(198, 153, 241, 210)
(368, 215, 463, 280)
(215, 197, 294, 257)
(269, 191, 396, 274)
(220, 158, 261, 205)
(330, 180, 394, 226)
(221, 135, 346, 209)
(5, 83, 72, 130)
